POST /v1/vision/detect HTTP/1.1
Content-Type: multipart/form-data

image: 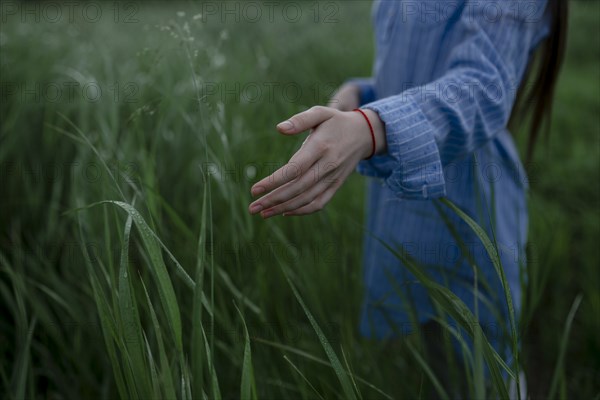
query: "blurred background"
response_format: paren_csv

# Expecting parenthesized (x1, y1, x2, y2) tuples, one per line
(1, 1, 598, 399)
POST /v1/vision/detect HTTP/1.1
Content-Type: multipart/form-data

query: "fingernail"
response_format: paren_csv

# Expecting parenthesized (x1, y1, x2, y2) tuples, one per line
(277, 120, 293, 131)
(249, 203, 263, 214)
(261, 209, 274, 218)
(251, 186, 265, 196)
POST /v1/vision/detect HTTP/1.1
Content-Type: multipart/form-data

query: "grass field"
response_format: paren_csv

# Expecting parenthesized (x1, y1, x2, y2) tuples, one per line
(1, 1, 599, 399)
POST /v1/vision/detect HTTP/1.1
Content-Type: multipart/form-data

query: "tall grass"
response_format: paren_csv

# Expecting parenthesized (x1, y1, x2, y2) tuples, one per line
(1, 1, 598, 399)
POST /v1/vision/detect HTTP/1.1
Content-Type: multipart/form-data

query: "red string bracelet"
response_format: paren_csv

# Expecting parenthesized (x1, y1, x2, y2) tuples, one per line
(353, 108, 376, 159)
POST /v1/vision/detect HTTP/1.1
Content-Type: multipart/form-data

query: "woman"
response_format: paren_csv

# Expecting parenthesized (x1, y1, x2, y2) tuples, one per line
(248, 0, 567, 394)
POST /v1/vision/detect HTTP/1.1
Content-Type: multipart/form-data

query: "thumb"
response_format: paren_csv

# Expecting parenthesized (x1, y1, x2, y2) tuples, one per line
(276, 106, 334, 135)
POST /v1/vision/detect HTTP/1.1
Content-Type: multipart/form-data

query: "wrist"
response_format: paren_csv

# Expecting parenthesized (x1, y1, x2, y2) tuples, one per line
(362, 109, 387, 155)
(348, 110, 375, 160)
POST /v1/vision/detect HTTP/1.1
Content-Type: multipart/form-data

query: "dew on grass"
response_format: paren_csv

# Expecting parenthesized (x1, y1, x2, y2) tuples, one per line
(245, 165, 257, 180)
(211, 53, 226, 69)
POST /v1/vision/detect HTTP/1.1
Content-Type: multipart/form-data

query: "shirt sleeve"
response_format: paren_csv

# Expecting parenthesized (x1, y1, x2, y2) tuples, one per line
(357, 0, 551, 200)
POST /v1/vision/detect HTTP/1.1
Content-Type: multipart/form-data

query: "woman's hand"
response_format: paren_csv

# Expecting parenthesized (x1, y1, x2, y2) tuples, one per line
(248, 106, 386, 218)
(327, 83, 361, 111)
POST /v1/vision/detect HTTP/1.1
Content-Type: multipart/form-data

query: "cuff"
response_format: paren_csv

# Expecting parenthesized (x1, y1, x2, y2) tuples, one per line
(357, 95, 446, 200)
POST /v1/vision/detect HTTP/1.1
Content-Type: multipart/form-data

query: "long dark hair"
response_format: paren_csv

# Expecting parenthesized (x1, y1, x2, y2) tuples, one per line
(510, 0, 569, 162)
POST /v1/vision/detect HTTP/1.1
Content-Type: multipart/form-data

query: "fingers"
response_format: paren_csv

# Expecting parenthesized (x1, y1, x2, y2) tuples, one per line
(276, 106, 335, 135)
(259, 174, 337, 218)
(250, 107, 335, 197)
(249, 161, 337, 215)
(250, 148, 319, 198)
(249, 105, 343, 218)
(282, 182, 340, 216)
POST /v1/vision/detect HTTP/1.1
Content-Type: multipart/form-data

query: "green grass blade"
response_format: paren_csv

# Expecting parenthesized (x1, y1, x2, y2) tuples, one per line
(439, 198, 518, 352)
(52, 114, 126, 200)
(340, 346, 361, 400)
(143, 332, 162, 397)
(202, 325, 222, 400)
(254, 338, 393, 399)
(192, 183, 208, 399)
(118, 214, 152, 397)
(139, 277, 177, 400)
(548, 294, 583, 399)
(440, 197, 521, 392)
(216, 267, 262, 316)
(235, 304, 257, 400)
(180, 361, 193, 400)
(14, 317, 36, 400)
(431, 315, 476, 395)
(282, 268, 358, 400)
(78, 222, 130, 398)
(67, 200, 215, 317)
(473, 322, 485, 399)
(375, 237, 511, 398)
(407, 343, 449, 400)
(284, 355, 325, 400)
(105, 201, 183, 355)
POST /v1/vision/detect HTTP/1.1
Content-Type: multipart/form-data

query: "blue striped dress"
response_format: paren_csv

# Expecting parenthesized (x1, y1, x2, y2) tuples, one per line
(349, 0, 551, 354)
